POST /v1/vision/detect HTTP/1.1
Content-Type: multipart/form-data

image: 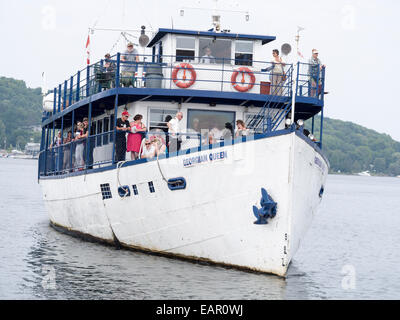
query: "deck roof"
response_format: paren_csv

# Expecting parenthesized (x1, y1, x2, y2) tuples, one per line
(148, 28, 276, 47)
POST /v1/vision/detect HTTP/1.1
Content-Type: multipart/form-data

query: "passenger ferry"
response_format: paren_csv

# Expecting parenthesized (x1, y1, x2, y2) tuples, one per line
(38, 22, 328, 277)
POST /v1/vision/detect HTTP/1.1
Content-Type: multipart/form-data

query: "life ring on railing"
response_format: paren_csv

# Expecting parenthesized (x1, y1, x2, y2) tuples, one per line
(231, 67, 256, 92)
(172, 63, 197, 89)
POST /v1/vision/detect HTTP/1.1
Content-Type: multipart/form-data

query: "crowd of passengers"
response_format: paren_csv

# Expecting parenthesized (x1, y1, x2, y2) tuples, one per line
(114, 111, 251, 162)
(48, 111, 251, 171)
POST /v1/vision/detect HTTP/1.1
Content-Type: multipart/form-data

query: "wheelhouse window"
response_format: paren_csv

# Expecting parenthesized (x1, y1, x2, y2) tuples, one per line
(103, 117, 109, 145)
(198, 38, 232, 64)
(187, 109, 235, 141)
(97, 119, 103, 147)
(149, 108, 178, 131)
(176, 37, 195, 62)
(110, 114, 114, 143)
(235, 40, 253, 66)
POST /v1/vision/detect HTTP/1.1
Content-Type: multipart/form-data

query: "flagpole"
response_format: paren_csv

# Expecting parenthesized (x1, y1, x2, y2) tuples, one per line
(86, 30, 91, 65)
(290, 26, 304, 124)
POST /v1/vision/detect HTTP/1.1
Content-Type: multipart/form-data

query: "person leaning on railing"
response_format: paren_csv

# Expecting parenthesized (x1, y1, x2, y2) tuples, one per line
(115, 111, 131, 162)
(167, 112, 184, 153)
(235, 120, 250, 138)
(270, 49, 286, 96)
(120, 42, 139, 87)
(63, 131, 73, 171)
(127, 114, 147, 160)
(103, 53, 116, 88)
(308, 49, 326, 97)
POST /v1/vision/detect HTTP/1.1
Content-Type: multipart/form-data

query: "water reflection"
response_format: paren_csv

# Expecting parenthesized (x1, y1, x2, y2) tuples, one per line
(22, 223, 292, 299)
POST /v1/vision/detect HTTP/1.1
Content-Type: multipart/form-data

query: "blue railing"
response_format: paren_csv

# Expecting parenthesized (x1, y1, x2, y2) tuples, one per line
(296, 62, 326, 100)
(43, 53, 309, 117)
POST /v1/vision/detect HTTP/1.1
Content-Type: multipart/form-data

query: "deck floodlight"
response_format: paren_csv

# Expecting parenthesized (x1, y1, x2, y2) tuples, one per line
(308, 134, 315, 141)
(285, 119, 292, 126)
(297, 119, 304, 127)
(281, 43, 292, 56)
(139, 26, 150, 47)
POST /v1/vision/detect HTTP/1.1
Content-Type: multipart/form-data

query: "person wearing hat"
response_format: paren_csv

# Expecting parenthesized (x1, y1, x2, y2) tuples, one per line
(102, 53, 116, 89)
(115, 111, 131, 162)
(308, 49, 326, 97)
(121, 42, 139, 87)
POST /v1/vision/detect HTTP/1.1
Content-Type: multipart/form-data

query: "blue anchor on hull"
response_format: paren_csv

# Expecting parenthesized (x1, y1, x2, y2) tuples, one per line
(253, 188, 277, 225)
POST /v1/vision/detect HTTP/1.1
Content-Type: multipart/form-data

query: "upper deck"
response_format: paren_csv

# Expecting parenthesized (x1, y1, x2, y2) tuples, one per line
(42, 28, 326, 128)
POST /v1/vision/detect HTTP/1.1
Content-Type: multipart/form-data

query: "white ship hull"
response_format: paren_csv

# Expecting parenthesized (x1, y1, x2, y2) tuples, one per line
(40, 131, 328, 277)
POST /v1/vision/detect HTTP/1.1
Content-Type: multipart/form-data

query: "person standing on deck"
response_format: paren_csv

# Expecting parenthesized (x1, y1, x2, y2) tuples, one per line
(115, 111, 131, 162)
(308, 49, 326, 97)
(167, 112, 184, 153)
(121, 43, 139, 87)
(270, 49, 285, 96)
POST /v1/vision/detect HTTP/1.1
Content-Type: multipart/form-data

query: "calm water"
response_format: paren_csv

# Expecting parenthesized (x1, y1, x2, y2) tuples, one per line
(0, 158, 399, 300)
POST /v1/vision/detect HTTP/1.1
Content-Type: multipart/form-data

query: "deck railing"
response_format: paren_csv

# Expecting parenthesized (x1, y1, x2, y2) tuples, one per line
(39, 130, 236, 176)
(44, 53, 321, 116)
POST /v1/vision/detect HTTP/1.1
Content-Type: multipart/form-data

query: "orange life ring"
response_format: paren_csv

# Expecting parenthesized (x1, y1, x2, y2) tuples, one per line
(172, 63, 196, 89)
(231, 67, 256, 92)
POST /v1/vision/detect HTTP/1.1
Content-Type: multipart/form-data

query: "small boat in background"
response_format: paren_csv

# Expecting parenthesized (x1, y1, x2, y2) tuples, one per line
(358, 171, 371, 177)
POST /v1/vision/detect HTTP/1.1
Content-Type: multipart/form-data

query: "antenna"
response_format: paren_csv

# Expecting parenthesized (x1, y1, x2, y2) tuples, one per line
(41, 72, 48, 96)
(290, 26, 305, 124)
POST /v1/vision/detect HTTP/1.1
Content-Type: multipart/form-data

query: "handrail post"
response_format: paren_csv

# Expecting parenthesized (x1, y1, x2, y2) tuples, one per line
(76, 71, 81, 102)
(311, 116, 315, 135)
(86, 101, 92, 170)
(98, 59, 104, 93)
(86, 65, 90, 97)
(321, 66, 326, 102)
(63, 80, 67, 110)
(70, 109, 75, 171)
(44, 125, 49, 175)
(221, 58, 224, 92)
(53, 87, 57, 114)
(112, 93, 119, 164)
(69, 76, 73, 106)
(59, 115, 64, 173)
(316, 63, 321, 98)
(320, 106, 324, 149)
(58, 84, 62, 113)
(115, 53, 120, 88)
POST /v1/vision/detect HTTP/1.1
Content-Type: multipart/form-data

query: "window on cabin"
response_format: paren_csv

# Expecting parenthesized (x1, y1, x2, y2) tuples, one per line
(176, 37, 195, 62)
(156, 41, 163, 63)
(110, 114, 114, 143)
(103, 117, 109, 145)
(235, 40, 253, 66)
(198, 38, 231, 64)
(91, 121, 97, 147)
(97, 119, 103, 147)
(187, 109, 235, 142)
(149, 108, 178, 132)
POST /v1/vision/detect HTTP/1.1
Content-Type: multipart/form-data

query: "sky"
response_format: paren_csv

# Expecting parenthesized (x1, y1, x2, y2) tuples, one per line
(0, 0, 399, 141)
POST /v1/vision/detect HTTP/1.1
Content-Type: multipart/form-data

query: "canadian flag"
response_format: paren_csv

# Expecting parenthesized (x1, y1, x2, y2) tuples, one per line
(86, 35, 90, 65)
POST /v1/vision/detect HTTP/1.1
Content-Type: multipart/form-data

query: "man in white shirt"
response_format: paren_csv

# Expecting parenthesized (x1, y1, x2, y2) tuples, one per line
(167, 112, 183, 153)
(200, 47, 216, 64)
